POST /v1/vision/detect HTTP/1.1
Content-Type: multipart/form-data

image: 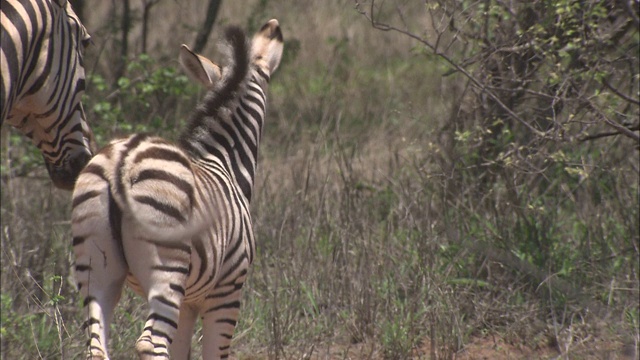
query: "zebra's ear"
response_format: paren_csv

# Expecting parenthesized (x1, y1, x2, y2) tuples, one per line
(252, 19, 284, 75)
(179, 44, 221, 88)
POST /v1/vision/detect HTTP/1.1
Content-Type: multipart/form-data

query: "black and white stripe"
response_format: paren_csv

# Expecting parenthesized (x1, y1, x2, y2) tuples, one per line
(1, 0, 95, 189)
(71, 20, 283, 359)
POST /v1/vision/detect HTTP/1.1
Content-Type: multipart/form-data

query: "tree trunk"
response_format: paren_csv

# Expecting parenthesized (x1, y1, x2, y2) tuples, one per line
(141, 0, 161, 54)
(114, 0, 131, 82)
(192, 0, 222, 53)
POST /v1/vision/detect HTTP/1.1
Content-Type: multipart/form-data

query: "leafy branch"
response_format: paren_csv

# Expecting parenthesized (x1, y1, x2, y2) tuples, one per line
(354, 0, 640, 144)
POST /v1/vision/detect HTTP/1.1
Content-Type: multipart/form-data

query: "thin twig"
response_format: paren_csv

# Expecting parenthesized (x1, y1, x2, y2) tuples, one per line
(602, 78, 640, 106)
(354, 0, 548, 139)
(579, 125, 640, 142)
(586, 98, 640, 142)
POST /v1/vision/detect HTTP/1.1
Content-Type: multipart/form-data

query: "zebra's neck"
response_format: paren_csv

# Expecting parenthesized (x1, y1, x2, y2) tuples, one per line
(2, 0, 55, 121)
(180, 68, 269, 202)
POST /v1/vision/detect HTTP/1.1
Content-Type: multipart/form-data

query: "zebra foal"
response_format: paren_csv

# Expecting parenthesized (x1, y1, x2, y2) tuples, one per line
(71, 20, 283, 359)
(1, 0, 96, 189)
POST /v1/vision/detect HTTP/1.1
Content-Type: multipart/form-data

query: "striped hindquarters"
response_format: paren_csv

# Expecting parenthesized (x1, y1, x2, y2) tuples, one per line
(103, 133, 200, 239)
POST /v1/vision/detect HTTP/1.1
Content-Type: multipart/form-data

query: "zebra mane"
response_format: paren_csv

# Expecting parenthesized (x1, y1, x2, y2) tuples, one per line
(179, 26, 251, 151)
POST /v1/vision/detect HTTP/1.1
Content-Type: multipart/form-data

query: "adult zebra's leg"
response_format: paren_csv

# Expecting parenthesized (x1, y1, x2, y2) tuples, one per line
(72, 167, 128, 360)
(201, 280, 246, 359)
(121, 233, 192, 359)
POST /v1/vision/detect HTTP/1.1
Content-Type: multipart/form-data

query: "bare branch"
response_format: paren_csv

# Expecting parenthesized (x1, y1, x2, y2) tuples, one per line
(620, 0, 640, 29)
(603, 78, 640, 106)
(585, 97, 640, 142)
(579, 125, 640, 142)
(354, 0, 547, 138)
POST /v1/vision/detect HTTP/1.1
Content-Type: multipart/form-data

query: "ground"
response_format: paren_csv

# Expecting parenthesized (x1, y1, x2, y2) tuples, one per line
(231, 334, 637, 359)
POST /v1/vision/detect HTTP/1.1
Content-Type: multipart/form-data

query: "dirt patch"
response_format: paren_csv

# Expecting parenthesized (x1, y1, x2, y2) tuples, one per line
(415, 335, 635, 360)
(428, 336, 558, 360)
(233, 334, 637, 360)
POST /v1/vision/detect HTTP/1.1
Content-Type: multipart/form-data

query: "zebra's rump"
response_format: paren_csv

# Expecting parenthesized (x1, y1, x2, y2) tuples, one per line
(91, 133, 202, 239)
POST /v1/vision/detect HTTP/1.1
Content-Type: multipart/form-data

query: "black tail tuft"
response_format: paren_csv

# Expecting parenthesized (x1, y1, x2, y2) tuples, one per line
(220, 26, 251, 99)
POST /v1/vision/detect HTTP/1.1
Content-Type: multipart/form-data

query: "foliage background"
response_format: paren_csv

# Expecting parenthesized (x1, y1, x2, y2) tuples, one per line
(1, 0, 638, 359)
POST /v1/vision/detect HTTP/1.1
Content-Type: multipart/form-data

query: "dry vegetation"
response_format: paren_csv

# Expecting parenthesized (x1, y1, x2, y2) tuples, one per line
(1, 1, 638, 359)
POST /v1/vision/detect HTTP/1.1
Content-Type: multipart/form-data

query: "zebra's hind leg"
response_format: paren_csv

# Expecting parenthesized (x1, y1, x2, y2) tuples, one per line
(122, 234, 191, 359)
(72, 170, 128, 360)
(133, 276, 190, 359)
(135, 299, 197, 360)
(169, 303, 198, 360)
(201, 280, 246, 360)
(82, 277, 126, 360)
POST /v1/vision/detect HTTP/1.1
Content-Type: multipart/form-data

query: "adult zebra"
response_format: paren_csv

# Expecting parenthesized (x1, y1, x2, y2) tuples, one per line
(1, 0, 95, 189)
(71, 20, 283, 359)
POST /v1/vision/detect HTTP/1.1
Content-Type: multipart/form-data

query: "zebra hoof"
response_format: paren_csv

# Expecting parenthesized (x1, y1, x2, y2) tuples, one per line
(136, 338, 168, 359)
(87, 355, 109, 360)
